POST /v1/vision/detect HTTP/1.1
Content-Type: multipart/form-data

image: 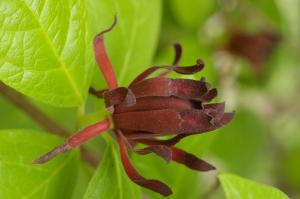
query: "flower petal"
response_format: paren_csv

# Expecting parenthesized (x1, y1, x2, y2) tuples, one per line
(117, 131, 172, 196)
(171, 147, 215, 171)
(172, 43, 182, 65)
(136, 145, 172, 163)
(114, 109, 181, 134)
(114, 96, 193, 114)
(130, 77, 209, 101)
(200, 88, 218, 102)
(131, 134, 187, 146)
(129, 60, 204, 86)
(93, 17, 118, 90)
(203, 102, 225, 121)
(114, 109, 230, 134)
(103, 87, 136, 109)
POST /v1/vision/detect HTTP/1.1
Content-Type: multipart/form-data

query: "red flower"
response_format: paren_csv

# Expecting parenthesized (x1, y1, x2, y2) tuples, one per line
(225, 30, 279, 78)
(33, 17, 234, 196)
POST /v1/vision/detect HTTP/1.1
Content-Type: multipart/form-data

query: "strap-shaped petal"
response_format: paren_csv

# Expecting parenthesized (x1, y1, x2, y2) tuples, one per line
(203, 102, 225, 121)
(130, 60, 204, 86)
(135, 145, 172, 163)
(114, 109, 181, 134)
(172, 43, 182, 65)
(93, 17, 118, 90)
(132, 141, 215, 172)
(130, 77, 211, 101)
(113, 109, 231, 134)
(114, 96, 192, 114)
(131, 134, 187, 146)
(103, 87, 136, 108)
(117, 131, 172, 196)
(171, 147, 215, 171)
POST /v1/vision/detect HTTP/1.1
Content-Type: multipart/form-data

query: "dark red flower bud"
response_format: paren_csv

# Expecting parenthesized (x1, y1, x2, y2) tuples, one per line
(225, 30, 280, 78)
(33, 17, 234, 197)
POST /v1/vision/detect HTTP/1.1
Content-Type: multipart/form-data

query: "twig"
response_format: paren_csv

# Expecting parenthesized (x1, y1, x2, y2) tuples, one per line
(200, 178, 220, 199)
(0, 81, 99, 167)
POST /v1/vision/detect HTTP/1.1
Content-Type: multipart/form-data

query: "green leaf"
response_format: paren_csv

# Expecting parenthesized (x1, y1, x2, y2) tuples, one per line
(170, 0, 217, 29)
(219, 173, 289, 199)
(275, 0, 300, 43)
(0, 0, 94, 107)
(88, 0, 162, 86)
(71, 161, 94, 199)
(83, 141, 141, 199)
(0, 129, 80, 199)
(0, 96, 42, 130)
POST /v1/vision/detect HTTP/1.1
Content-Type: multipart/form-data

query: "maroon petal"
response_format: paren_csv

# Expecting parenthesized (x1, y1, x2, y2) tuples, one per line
(219, 112, 235, 126)
(203, 102, 225, 120)
(172, 43, 182, 65)
(114, 109, 181, 134)
(132, 134, 187, 147)
(136, 145, 172, 163)
(130, 60, 204, 86)
(114, 96, 193, 114)
(93, 17, 118, 90)
(200, 88, 218, 102)
(113, 109, 227, 135)
(103, 87, 136, 108)
(171, 147, 215, 171)
(117, 131, 172, 196)
(179, 109, 214, 134)
(129, 77, 209, 101)
(157, 43, 183, 77)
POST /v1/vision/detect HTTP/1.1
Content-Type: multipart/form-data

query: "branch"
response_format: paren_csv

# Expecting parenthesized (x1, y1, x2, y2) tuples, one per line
(0, 81, 99, 167)
(199, 177, 220, 199)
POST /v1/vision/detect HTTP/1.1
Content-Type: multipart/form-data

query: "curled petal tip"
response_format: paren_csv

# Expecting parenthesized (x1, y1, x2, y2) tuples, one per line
(196, 59, 205, 67)
(220, 111, 235, 125)
(94, 16, 117, 41)
(171, 147, 216, 172)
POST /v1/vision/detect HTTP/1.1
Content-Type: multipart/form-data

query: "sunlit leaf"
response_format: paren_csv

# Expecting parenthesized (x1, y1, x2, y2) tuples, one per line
(0, 129, 79, 199)
(169, 0, 217, 29)
(219, 173, 289, 199)
(84, 141, 141, 199)
(0, 0, 94, 107)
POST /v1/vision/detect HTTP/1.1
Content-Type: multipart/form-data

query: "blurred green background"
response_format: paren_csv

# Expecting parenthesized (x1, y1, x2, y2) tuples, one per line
(0, 0, 299, 198)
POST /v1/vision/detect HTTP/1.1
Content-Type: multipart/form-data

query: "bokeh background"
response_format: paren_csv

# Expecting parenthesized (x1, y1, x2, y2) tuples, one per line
(0, 0, 299, 198)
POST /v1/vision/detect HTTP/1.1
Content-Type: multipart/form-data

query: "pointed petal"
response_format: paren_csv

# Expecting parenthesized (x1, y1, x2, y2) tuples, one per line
(130, 77, 209, 101)
(103, 87, 136, 108)
(114, 109, 230, 135)
(200, 88, 218, 102)
(93, 17, 118, 90)
(136, 145, 172, 163)
(113, 109, 181, 134)
(171, 147, 215, 171)
(117, 132, 172, 196)
(129, 60, 204, 86)
(132, 134, 187, 147)
(172, 43, 182, 65)
(114, 96, 192, 114)
(179, 109, 215, 134)
(203, 102, 225, 120)
(220, 112, 235, 125)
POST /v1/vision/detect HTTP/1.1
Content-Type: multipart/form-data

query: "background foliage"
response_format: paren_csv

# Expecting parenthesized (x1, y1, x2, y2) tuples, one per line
(0, 0, 299, 198)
